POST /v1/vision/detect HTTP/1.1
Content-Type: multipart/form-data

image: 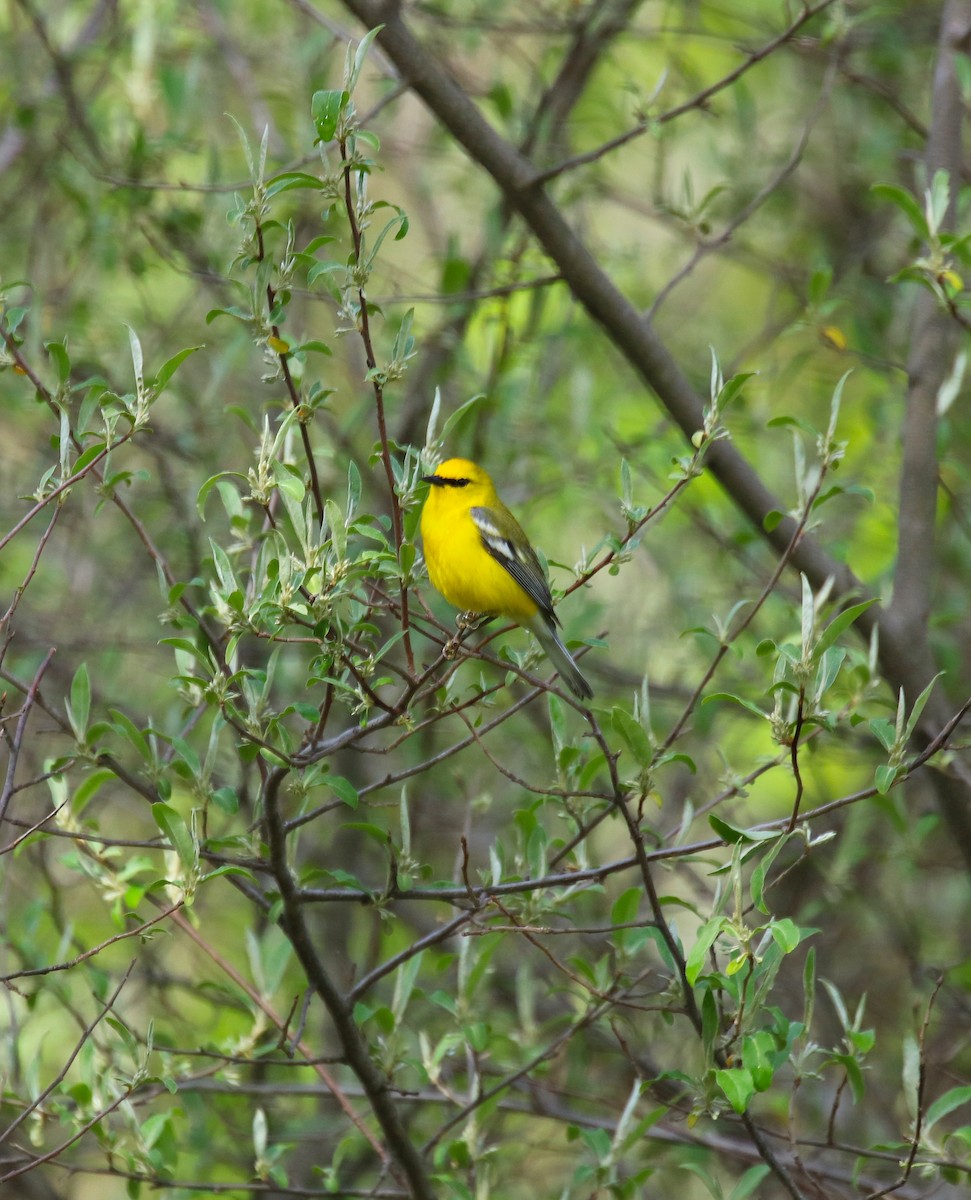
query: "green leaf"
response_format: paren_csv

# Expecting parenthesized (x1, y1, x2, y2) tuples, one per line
(871, 182, 929, 238)
(715, 1066, 755, 1113)
(265, 171, 324, 198)
(686, 916, 728, 986)
(548, 691, 566, 757)
(349, 26, 384, 92)
(611, 887, 642, 927)
(814, 645, 846, 698)
(680, 1161, 718, 1192)
(290, 338, 333, 357)
(610, 706, 653, 768)
(428, 392, 485, 450)
(159, 638, 213, 669)
(45, 339, 71, 384)
(342, 821, 388, 846)
(641, 926, 678, 974)
(729, 1164, 772, 1200)
(749, 833, 789, 913)
(766, 414, 817, 435)
(902, 1033, 920, 1122)
(152, 345, 202, 392)
(926, 168, 951, 235)
(875, 763, 899, 794)
(769, 917, 805, 953)
(902, 672, 942, 742)
(272, 460, 306, 504)
(578, 1125, 611, 1162)
(311, 89, 349, 142)
(73, 442, 108, 473)
(152, 803, 197, 875)
(328, 775, 359, 808)
(815, 599, 878, 655)
(829, 1052, 867, 1103)
(803, 946, 816, 1033)
(800, 574, 814, 658)
(108, 708, 152, 762)
(699, 987, 719, 1064)
(67, 662, 91, 741)
(205, 306, 254, 326)
(869, 717, 896, 753)
(252, 1106, 267, 1160)
(391, 950, 424, 1021)
(717, 371, 756, 410)
(709, 815, 780, 845)
(926, 1085, 971, 1130)
(209, 538, 238, 594)
(346, 458, 362, 514)
(702, 692, 768, 720)
(211, 787, 239, 814)
(325, 497, 346, 559)
(741, 1031, 777, 1092)
(808, 266, 832, 306)
(72, 768, 116, 816)
(126, 324, 144, 388)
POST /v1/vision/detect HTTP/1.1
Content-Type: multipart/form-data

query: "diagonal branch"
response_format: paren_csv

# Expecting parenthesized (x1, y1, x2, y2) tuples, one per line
(533, 0, 840, 187)
(333, 0, 971, 866)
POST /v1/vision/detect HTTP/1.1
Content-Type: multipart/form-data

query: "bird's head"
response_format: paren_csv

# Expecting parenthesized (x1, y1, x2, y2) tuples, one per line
(421, 458, 495, 503)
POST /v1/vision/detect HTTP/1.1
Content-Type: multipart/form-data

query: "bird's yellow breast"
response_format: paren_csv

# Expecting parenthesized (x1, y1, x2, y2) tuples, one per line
(421, 493, 539, 621)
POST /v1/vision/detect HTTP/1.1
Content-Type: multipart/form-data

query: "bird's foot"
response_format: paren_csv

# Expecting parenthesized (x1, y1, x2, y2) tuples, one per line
(457, 611, 495, 634)
(456, 610, 481, 631)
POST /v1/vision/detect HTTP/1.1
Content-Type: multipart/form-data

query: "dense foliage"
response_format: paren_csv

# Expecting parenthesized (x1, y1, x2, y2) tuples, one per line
(2, 2, 971, 1198)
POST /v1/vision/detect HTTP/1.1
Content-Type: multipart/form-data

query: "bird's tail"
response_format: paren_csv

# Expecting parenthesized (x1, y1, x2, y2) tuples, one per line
(528, 614, 593, 701)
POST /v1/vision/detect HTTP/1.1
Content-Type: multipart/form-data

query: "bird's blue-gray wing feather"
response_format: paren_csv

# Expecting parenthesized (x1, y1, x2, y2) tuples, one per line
(471, 505, 557, 623)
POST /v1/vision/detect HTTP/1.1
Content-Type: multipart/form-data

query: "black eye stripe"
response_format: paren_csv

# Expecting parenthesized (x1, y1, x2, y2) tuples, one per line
(427, 475, 470, 488)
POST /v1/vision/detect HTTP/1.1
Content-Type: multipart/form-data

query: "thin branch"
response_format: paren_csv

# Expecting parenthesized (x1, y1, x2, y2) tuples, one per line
(0, 506, 62, 655)
(647, 59, 835, 322)
(659, 464, 828, 756)
(785, 689, 808, 834)
(0, 648, 56, 826)
(338, 138, 415, 673)
(0, 440, 120, 557)
(863, 974, 945, 1199)
(0, 900, 182, 982)
(0, 961, 135, 1156)
(165, 902, 384, 1157)
(297, 691, 971, 907)
(532, 0, 840, 187)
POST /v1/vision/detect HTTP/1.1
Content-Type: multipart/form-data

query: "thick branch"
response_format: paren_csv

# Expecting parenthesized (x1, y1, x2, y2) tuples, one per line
(335, 1, 862, 588)
(889, 0, 971, 655)
(334, 0, 971, 862)
(886, 0, 971, 856)
(262, 768, 436, 1198)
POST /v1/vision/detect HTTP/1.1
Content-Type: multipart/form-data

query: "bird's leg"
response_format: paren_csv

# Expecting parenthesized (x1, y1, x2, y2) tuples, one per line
(445, 611, 492, 659)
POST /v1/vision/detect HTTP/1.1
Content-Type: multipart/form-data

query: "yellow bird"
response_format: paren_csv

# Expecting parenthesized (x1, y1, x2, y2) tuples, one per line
(420, 458, 593, 700)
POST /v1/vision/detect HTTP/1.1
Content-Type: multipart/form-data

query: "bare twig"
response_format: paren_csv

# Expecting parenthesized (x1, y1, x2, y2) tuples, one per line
(863, 974, 945, 1199)
(0, 961, 135, 1158)
(0, 648, 56, 827)
(531, 0, 840, 187)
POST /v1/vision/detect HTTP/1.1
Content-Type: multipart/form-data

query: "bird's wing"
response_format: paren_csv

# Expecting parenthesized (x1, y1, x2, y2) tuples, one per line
(471, 505, 558, 622)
